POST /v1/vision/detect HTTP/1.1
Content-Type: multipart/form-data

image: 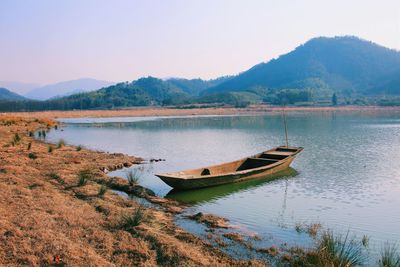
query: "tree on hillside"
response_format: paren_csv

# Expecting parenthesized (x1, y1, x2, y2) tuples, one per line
(332, 93, 338, 106)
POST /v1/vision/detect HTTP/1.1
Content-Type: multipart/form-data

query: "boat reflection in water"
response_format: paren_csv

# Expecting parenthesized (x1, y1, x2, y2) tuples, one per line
(165, 167, 298, 205)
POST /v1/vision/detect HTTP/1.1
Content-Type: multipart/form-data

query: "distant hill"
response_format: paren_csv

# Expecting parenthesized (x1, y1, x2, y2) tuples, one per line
(45, 76, 233, 109)
(25, 78, 115, 100)
(0, 81, 39, 95)
(43, 77, 190, 109)
(203, 36, 400, 97)
(2, 36, 400, 111)
(0, 88, 26, 101)
(166, 76, 233, 96)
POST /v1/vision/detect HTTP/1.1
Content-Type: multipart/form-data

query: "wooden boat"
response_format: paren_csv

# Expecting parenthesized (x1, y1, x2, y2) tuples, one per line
(156, 146, 303, 190)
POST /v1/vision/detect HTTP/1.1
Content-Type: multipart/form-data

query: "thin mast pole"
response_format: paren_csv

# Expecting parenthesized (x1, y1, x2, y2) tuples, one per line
(282, 108, 289, 147)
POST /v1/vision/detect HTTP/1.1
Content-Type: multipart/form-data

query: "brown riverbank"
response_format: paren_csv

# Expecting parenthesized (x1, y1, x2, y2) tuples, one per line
(1, 106, 399, 266)
(0, 115, 263, 266)
(4, 104, 400, 120)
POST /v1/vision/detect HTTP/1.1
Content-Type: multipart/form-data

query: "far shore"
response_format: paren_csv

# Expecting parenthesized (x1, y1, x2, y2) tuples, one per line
(3, 104, 400, 119)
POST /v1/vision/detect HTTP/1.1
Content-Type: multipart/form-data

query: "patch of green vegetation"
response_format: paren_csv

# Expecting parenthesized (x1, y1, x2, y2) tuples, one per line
(379, 243, 400, 267)
(126, 169, 142, 186)
(98, 184, 108, 197)
(290, 230, 366, 266)
(362, 235, 370, 247)
(47, 172, 65, 185)
(13, 133, 21, 145)
(119, 204, 147, 229)
(77, 170, 92, 186)
(56, 139, 65, 148)
(76, 145, 82, 151)
(28, 152, 37, 160)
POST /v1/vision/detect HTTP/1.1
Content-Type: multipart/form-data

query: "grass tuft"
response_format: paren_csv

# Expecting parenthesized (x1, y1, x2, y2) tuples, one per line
(77, 170, 92, 186)
(362, 235, 369, 247)
(12, 133, 21, 145)
(317, 230, 366, 267)
(379, 243, 400, 267)
(119, 204, 147, 230)
(98, 184, 108, 197)
(126, 168, 142, 186)
(57, 139, 65, 148)
(47, 172, 64, 184)
(291, 230, 366, 267)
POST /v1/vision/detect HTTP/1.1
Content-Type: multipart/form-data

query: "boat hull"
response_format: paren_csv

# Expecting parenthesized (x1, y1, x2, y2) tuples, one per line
(156, 146, 302, 190)
(157, 157, 294, 190)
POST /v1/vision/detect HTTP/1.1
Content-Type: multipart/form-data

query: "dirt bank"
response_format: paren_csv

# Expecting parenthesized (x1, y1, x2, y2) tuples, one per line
(0, 115, 263, 266)
(4, 104, 400, 120)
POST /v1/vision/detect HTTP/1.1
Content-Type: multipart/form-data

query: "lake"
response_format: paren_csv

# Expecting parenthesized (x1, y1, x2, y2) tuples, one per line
(47, 112, 400, 259)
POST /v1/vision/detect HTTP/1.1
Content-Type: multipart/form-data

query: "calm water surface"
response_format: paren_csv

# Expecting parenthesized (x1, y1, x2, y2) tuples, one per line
(47, 112, 400, 257)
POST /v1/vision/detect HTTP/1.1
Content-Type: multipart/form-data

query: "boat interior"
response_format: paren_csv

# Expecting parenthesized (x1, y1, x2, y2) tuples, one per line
(173, 147, 300, 178)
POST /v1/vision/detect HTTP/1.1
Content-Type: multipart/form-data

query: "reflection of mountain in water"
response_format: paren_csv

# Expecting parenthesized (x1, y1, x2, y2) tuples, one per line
(165, 168, 298, 205)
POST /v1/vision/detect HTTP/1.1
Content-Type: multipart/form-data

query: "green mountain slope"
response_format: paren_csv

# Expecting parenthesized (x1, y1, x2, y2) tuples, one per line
(166, 76, 233, 96)
(203, 36, 400, 96)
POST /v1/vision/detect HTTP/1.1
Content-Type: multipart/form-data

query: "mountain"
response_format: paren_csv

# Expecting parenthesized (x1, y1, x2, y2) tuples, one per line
(203, 36, 400, 97)
(25, 78, 115, 100)
(0, 81, 39, 95)
(2, 36, 400, 111)
(166, 76, 233, 96)
(0, 88, 26, 101)
(43, 77, 190, 109)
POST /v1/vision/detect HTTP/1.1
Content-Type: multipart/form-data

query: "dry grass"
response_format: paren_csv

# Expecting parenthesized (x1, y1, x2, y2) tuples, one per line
(3, 105, 400, 121)
(0, 114, 259, 266)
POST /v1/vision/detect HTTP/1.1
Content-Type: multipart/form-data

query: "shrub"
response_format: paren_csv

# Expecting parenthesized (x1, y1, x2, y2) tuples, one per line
(119, 204, 147, 230)
(47, 172, 64, 184)
(317, 230, 365, 266)
(126, 169, 142, 186)
(13, 133, 21, 145)
(77, 170, 92, 186)
(48, 172, 60, 180)
(379, 243, 400, 267)
(98, 184, 108, 197)
(291, 230, 366, 267)
(76, 145, 82, 151)
(48, 146, 53, 153)
(28, 152, 37, 159)
(57, 139, 65, 148)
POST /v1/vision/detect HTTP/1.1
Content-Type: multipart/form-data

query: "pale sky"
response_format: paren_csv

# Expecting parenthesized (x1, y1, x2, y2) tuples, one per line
(0, 0, 399, 84)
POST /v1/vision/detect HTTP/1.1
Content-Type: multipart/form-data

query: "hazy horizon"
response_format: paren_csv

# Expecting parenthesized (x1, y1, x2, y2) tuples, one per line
(1, 0, 399, 85)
